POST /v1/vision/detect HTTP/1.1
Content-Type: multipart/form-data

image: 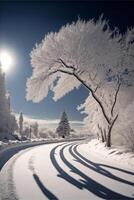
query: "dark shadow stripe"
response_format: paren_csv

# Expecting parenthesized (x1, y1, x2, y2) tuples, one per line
(59, 143, 133, 199)
(33, 173, 58, 200)
(50, 143, 83, 189)
(69, 144, 134, 186)
(74, 144, 134, 176)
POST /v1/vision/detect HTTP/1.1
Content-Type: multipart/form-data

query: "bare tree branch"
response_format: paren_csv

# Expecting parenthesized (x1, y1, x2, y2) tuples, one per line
(73, 72, 111, 124)
(94, 85, 99, 93)
(48, 69, 73, 77)
(58, 58, 76, 71)
(49, 59, 112, 125)
(58, 69, 73, 75)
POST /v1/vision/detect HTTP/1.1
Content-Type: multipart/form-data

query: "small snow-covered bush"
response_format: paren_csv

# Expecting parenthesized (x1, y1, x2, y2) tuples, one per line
(39, 128, 56, 139)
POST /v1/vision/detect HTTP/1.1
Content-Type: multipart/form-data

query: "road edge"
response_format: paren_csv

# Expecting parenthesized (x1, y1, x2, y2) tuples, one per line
(0, 138, 85, 171)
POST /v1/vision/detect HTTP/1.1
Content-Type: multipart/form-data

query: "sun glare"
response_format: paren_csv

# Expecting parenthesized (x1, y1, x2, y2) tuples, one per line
(0, 50, 14, 73)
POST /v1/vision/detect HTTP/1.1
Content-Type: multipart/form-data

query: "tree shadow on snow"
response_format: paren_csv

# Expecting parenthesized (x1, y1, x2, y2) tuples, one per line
(50, 143, 133, 199)
(70, 144, 134, 186)
(74, 144, 134, 176)
(33, 173, 58, 200)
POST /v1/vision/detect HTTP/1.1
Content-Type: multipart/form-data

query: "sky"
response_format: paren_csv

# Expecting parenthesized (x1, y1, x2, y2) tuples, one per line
(0, 1, 134, 123)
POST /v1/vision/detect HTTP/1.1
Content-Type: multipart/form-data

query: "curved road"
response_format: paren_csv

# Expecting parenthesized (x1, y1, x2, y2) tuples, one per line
(0, 141, 134, 200)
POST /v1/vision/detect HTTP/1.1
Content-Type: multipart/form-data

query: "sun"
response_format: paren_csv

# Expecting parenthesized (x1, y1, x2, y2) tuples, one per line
(0, 50, 13, 73)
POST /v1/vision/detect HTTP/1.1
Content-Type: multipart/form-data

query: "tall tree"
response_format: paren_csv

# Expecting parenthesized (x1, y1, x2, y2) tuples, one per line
(0, 64, 10, 133)
(56, 111, 71, 138)
(19, 112, 23, 137)
(0, 63, 17, 140)
(26, 18, 134, 147)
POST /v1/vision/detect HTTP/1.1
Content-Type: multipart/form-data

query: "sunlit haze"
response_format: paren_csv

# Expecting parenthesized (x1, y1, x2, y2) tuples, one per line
(0, 50, 14, 73)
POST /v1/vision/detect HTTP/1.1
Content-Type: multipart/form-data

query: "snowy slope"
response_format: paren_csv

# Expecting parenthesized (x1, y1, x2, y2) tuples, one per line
(86, 139, 134, 168)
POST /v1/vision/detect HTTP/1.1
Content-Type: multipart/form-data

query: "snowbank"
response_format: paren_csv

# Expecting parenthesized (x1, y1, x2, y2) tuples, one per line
(86, 139, 134, 168)
(0, 141, 8, 151)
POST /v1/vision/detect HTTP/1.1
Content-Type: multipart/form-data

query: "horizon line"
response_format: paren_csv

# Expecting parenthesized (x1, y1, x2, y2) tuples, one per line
(14, 112, 85, 125)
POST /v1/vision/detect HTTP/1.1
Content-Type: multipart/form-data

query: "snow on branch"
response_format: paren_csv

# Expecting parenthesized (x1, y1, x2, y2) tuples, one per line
(26, 17, 124, 103)
(26, 17, 134, 147)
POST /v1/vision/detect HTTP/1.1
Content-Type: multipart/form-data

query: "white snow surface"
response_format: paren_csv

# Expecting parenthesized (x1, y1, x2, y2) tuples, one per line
(87, 139, 134, 168)
(0, 140, 134, 200)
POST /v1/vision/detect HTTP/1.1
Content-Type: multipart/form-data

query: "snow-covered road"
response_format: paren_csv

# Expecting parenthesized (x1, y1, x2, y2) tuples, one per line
(0, 141, 134, 200)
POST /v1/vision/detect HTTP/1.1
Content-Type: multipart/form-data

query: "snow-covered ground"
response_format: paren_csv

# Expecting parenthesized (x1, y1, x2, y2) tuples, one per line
(86, 139, 134, 168)
(0, 140, 134, 200)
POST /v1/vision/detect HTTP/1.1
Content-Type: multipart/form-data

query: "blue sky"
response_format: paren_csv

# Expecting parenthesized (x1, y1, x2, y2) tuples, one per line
(0, 1, 134, 121)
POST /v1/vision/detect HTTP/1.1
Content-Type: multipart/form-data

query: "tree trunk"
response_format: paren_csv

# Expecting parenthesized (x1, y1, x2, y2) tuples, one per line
(98, 124, 105, 143)
(97, 132, 99, 140)
(107, 127, 112, 147)
(104, 128, 107, 142)
(55, 60, 121, 148)
(106, 115, 118, 147)
(101, 129, 105, 143)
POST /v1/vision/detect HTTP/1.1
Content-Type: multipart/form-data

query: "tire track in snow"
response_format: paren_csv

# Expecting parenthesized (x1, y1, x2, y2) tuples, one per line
(28, 147, 59, 200)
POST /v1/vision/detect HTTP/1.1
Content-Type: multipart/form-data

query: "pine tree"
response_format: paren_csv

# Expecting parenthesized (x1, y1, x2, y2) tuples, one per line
(19, 112, 23, 137)
(56, 111, 71, 138)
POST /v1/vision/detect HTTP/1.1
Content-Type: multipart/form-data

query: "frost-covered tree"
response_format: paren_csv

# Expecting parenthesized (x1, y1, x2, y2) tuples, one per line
(112, 100, 134, 151)
(0, 63, 17, 140)
(22, 121, 31, 138)
(78, 84, 134, 146)
(9, 114, 18, 134)
(77, 96, 107, 143)
(19, 112, 23, 137)
(56, 111, 70, 138)
(31, 122, 39, 138)
(39, 128, 55, 139)
(0, 66, 10, 133)
(26, 18, 134, 147)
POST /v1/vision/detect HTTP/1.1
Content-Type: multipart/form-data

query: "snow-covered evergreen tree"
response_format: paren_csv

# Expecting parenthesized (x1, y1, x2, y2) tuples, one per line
(56, 111, 71, 138)
(19, 112, 23, 137)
